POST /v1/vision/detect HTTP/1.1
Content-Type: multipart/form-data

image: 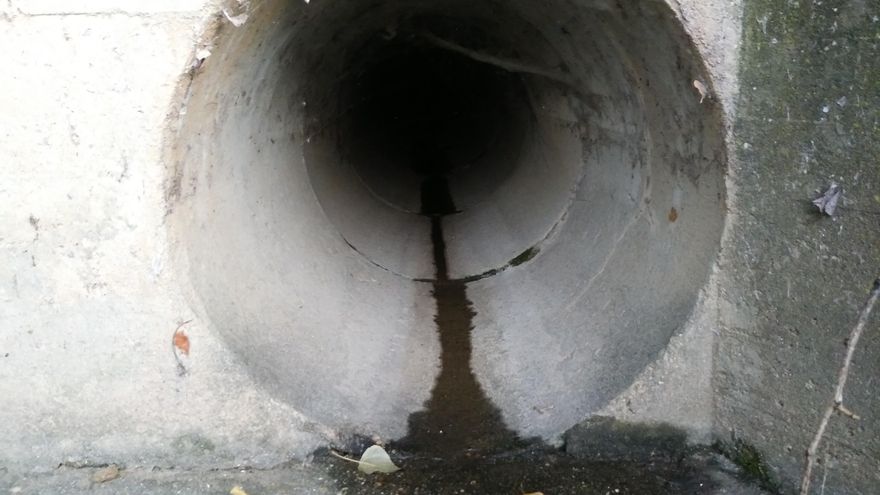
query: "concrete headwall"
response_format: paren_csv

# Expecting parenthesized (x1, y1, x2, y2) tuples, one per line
(1, 0, 877, 493)
(715, 0, 880, 492)
(0, 0, 337, 472)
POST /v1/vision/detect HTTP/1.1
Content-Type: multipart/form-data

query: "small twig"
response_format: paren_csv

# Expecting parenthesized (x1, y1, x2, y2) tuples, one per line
(329, 450, 383, 470)
(800, 278, 880, 494)
(419, 32, 578, 89)
(329, 450, 361, 465)
(835, 404, 860, 420)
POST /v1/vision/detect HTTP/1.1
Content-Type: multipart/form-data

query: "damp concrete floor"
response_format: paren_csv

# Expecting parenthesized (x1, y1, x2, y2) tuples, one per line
(1, 159, 769, 495)
(1, 143, 767, 495)
(3, 446, 767, 495)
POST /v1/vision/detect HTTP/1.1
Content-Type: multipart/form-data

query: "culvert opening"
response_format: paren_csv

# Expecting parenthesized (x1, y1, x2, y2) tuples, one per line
(169, 0, 729, 490)
(305, 15, 560, 282)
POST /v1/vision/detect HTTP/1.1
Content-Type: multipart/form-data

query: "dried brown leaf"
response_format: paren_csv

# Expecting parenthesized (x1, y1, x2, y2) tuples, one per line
(173, 330, 190, 356)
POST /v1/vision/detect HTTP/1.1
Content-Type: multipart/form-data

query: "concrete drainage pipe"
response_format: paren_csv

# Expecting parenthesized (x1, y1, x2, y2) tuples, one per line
(167, 0, 726, 446)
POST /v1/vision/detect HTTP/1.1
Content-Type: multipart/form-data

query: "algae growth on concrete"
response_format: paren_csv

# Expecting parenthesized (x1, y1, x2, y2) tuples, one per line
(715, 0, 880, 492)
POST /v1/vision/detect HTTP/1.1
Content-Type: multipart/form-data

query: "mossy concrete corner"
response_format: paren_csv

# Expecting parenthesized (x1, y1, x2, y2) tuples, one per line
(715, 0, 880, 492)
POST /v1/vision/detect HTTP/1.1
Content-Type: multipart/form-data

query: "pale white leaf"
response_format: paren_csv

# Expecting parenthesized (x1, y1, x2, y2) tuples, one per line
(693, 79, 708, 104)
(358, 445, 400, 474)
(222, 8, 248, 27)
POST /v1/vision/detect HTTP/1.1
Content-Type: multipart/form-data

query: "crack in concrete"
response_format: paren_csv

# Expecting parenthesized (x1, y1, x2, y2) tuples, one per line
(563, 209, 647, 314)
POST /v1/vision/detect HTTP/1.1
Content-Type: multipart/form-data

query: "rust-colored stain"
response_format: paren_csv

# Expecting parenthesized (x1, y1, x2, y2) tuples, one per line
(173, 329, 190, 356)
(668, 207, 678, 223)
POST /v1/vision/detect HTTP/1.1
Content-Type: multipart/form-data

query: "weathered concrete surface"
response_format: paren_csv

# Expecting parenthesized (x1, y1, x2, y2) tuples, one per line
(17, 1, 871, 493)
(0, 0, 329, 475)
(714, 0, 880, 492)
(564, 416, 688, 460)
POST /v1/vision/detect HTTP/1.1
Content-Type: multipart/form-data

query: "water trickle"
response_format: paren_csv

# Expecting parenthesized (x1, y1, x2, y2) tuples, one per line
(394, 146, 520, 457)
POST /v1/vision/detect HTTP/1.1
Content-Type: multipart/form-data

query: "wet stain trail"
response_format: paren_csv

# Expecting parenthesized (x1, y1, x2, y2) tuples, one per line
(394, 147, 520, 458)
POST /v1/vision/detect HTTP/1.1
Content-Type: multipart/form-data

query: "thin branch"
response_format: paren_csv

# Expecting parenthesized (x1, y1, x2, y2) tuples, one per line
(836, 404, 860, 420)
(419, 32, 578, 89)
(801, 278, 880, 495)
(329, 450, 383, 470)
(832, 281, 879, 404)
(329, 450, 362, 465)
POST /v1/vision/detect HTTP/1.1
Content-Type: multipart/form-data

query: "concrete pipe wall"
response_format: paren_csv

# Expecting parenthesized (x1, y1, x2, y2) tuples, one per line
(168, 0, 726, 442)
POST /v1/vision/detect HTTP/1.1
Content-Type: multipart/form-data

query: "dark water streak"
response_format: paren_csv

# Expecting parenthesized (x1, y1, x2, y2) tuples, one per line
(393, 164, 520, 458)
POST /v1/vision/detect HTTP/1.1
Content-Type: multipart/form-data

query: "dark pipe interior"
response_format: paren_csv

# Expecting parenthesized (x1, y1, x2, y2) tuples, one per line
(342, 35, 526, 214)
